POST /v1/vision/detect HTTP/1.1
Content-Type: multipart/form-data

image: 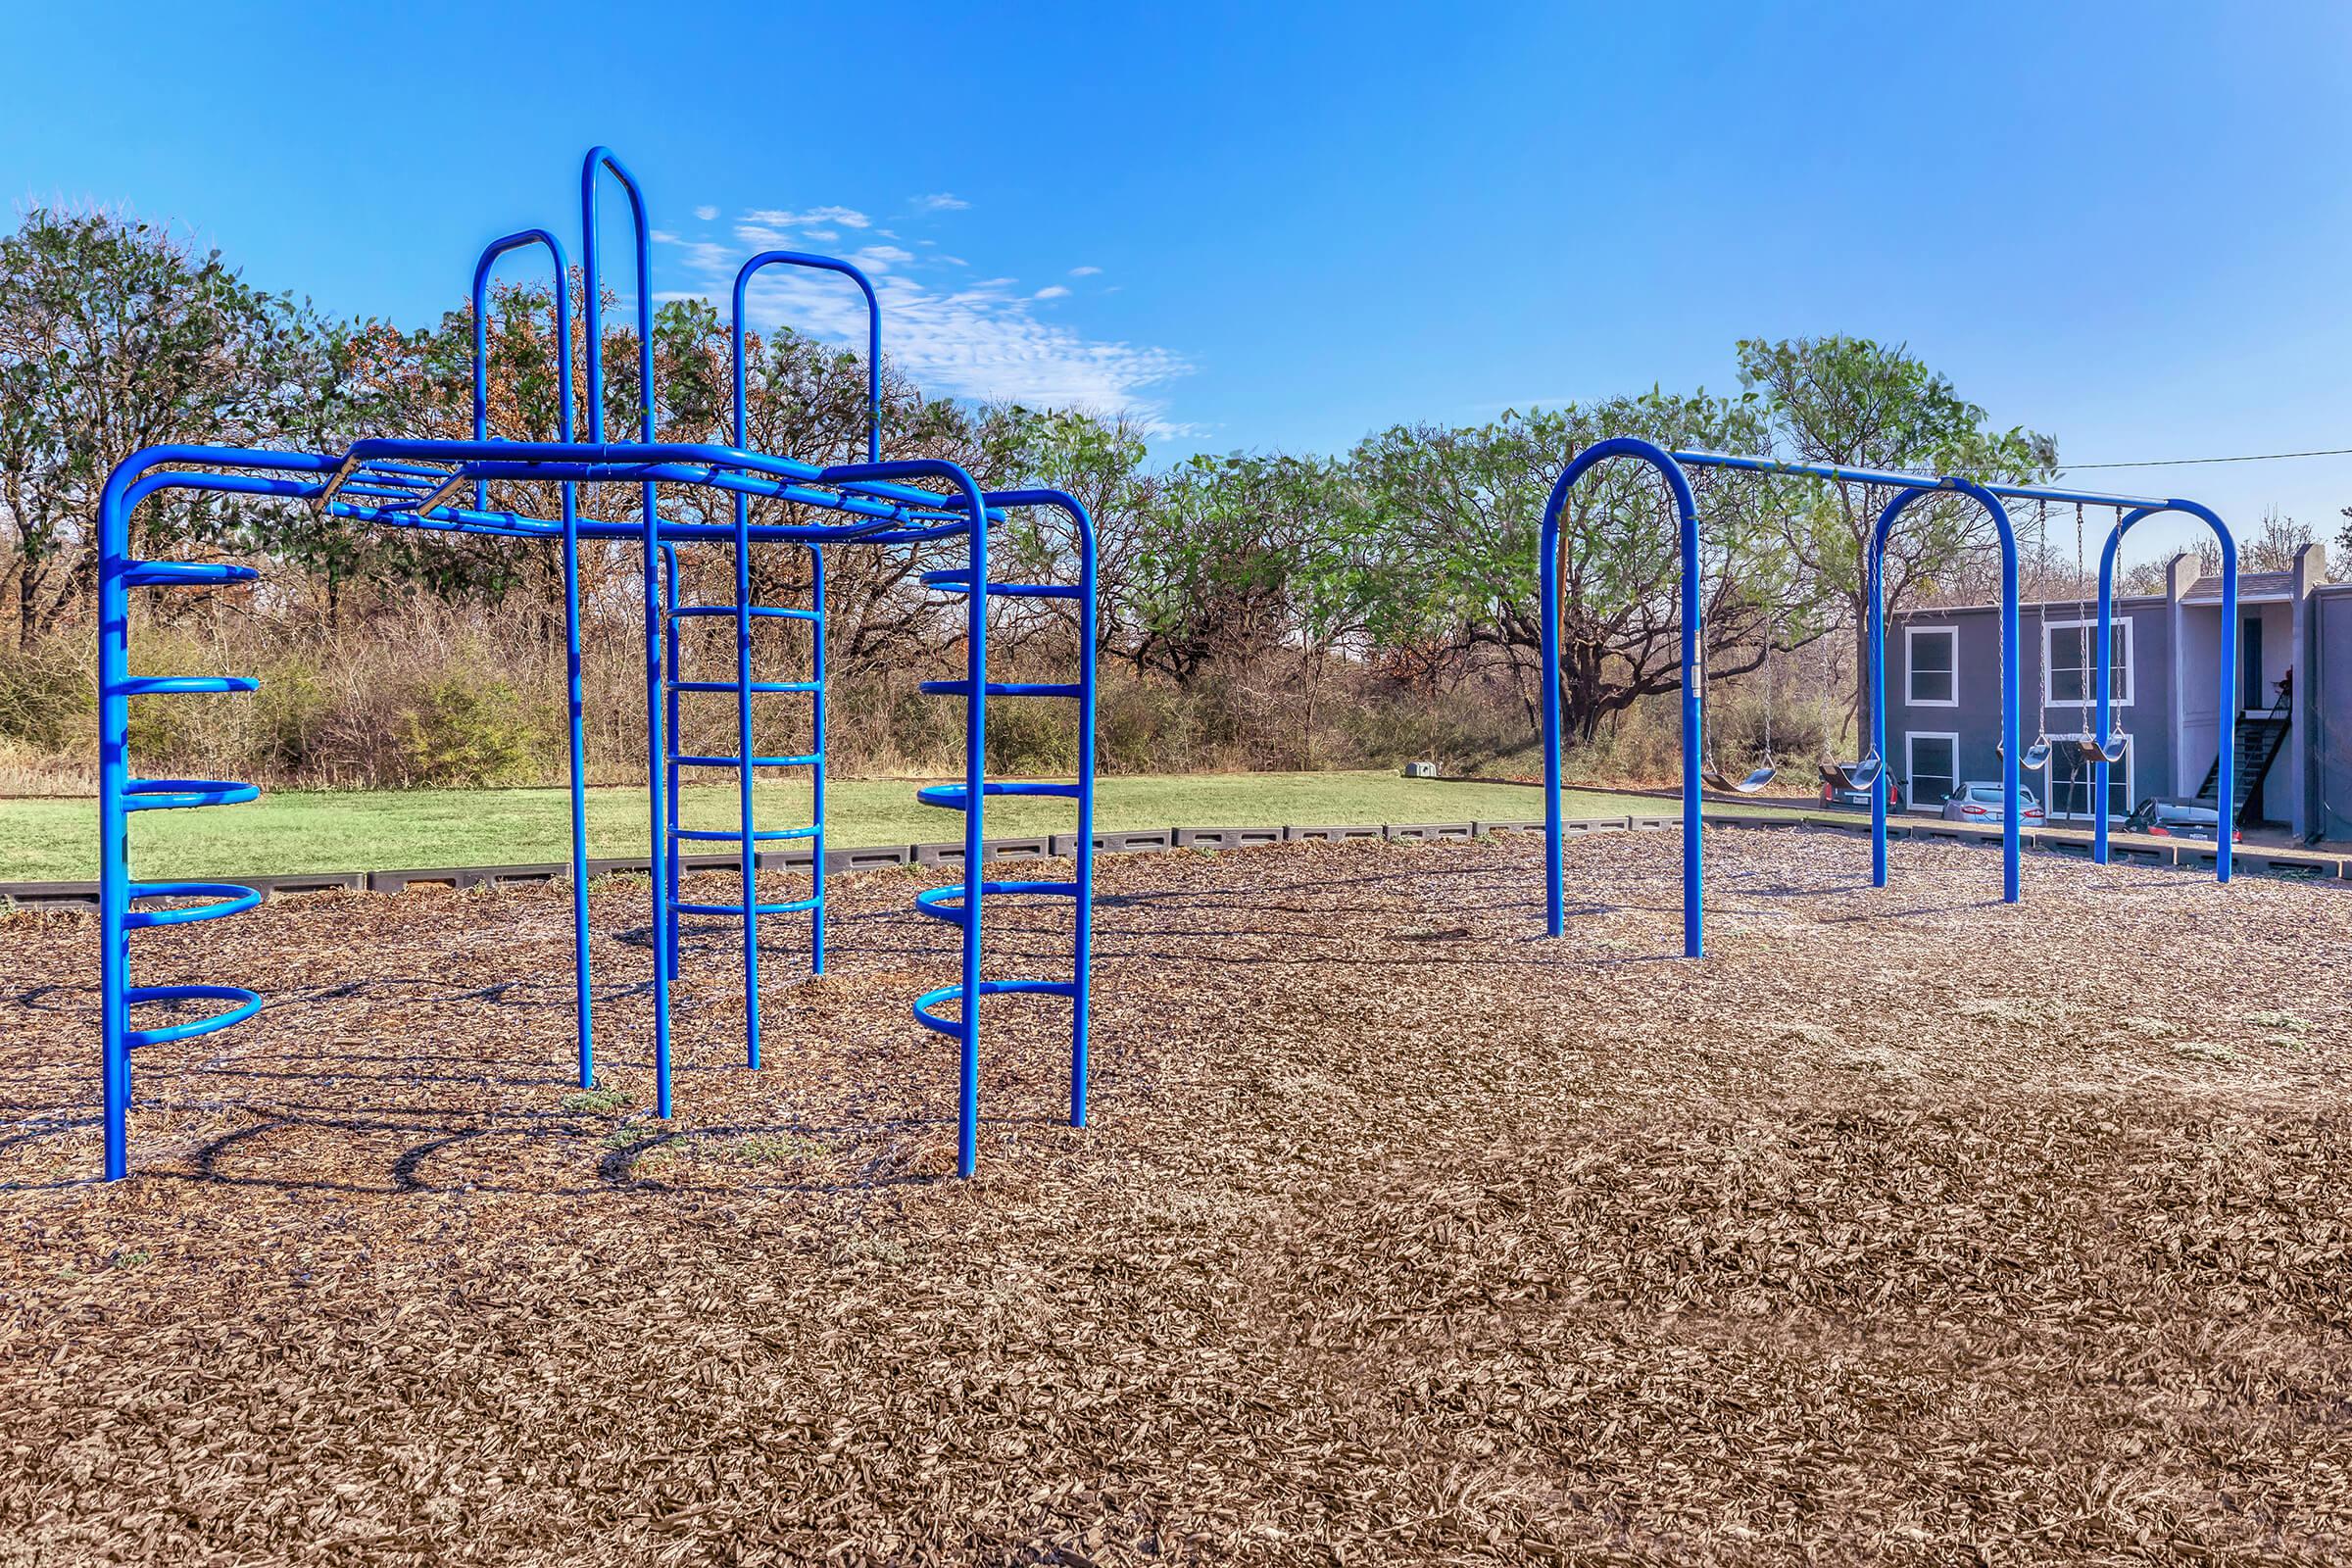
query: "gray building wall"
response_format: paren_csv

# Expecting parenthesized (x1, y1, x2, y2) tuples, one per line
(2310, 584, 2352, 840)
(1886, 596, 2176, 818)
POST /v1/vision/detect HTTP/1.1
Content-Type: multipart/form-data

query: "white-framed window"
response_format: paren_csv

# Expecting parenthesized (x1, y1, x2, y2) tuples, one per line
(2042, 618, 2132, 709)
(2045, 734, 2132, 822)
(1907, 731, 1959, 808)
(1905, 625, 1958, 708)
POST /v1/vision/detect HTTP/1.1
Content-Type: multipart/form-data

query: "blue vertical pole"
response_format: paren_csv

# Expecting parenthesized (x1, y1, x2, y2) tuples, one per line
(957, 500, 987, 1179)
(2214, 526, 2239, 885)
(808, 547, 828, 974)
(1071, 501, 1099, 1127)
(97, 476, 132, 1181)
(1540, 473, 1567, 938)
(1675, 480, 1701, 959)
(583, 146, 668, 1116)
(1995, 493, 2022, 904)
(1867, 528, 1890, 888)
(2094, 519, 2126, 867)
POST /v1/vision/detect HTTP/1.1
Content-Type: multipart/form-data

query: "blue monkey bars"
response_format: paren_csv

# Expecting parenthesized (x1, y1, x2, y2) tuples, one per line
(1538, 445, 2239, 953)
(92, 148, 1098, 1182)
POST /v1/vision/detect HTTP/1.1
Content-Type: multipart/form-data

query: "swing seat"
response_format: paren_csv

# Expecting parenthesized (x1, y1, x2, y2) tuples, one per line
(1824, 755, 1882, 793)
(1702, 762, 1778, 795)
(2075, 734, 2129, 764)
(1997, 738, 2053, 771)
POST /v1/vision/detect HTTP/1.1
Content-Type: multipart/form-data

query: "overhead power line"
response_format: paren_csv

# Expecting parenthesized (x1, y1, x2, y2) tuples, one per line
(2060, 446, 2352, 471)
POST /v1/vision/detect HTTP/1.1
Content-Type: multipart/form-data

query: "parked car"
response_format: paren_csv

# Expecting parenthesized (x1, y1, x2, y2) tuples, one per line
(1939, 781, 2045, 825)
(2122, 796, 2239, 842)
(1819, 776, 1903, 812)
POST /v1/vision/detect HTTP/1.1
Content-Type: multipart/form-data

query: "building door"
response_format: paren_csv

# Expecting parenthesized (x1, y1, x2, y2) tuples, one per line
(2243, 616, 2264, 711)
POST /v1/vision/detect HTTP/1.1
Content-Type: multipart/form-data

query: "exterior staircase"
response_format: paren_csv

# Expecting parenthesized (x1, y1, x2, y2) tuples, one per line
(2198, 686, 2292, 826)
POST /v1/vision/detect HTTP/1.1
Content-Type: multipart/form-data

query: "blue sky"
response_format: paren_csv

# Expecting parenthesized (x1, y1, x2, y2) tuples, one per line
(6, 1, 2352, 566)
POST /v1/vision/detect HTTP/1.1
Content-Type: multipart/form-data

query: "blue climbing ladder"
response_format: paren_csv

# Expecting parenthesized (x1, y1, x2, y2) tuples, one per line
(659, 540, 828, 1068)
(907, 494, 1099, 1179)
(97, 536, 269, 1181)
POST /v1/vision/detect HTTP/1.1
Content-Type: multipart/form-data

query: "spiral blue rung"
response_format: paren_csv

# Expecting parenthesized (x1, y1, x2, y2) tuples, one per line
(915, 780, 1083, 810)
(122, 777, 259, 811)
(93, 148, 1101, 1185)
(124, 882, 265, 929)
(124, 983, 265, 1049)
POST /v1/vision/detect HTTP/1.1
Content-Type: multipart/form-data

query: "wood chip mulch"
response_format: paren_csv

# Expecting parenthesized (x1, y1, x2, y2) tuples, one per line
(2, 827, 2350, 1565)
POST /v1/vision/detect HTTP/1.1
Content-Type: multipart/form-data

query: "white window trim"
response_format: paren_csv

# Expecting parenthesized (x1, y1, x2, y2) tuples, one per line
(1906, 730, 1960, 808)
(2041, 616, 2134, 710)
(2043, 733, 2132, 824)
(1905, 624, 1959, 709)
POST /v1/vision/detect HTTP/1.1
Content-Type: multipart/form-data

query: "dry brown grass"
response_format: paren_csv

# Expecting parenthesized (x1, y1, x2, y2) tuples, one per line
(2, 828, 2350, 1565)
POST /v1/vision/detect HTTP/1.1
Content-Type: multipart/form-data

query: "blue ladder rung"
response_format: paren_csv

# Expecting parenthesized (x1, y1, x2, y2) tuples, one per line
(108, 675, 259, 698)
(668, 679, 822, 694)
(122, 777, 259, 811)
(671, 824, 818, 843)
(669, 605, 821, 623)
(124, 881, 264, 930)
(910, 978, 1080, 1035)
(121, 561, 259, 589)
(673, 753, 820, 768)
(918, 680, 1082, 700)
(124, 983, 264, 1049)
(916, 781, 1082, 810)
(918, 569, 1081, 600)
(670, 896, 822, 917)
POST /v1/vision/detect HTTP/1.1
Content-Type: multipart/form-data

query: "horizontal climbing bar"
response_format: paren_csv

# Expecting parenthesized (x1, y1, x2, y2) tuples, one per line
(672, 753, 820, 768)
(108, 675, 259, 698)
(917, 680, 1082, 700)
(671, 824, 817, 843)
(121, 561, 259, 589)
(668, 679, 822, 694)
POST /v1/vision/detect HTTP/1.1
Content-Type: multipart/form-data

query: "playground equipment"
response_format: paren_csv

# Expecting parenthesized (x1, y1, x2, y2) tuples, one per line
(1539, 442, 2238, 955)
(96, 147, 1099, 1182)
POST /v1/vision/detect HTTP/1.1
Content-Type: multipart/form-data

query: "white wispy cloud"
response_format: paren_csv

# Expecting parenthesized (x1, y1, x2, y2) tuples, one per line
(693, 204, 718, 221)
(1069, 265, 1102, 276)
(912, 193, 969, 212)
(656, 213, 1193, 434)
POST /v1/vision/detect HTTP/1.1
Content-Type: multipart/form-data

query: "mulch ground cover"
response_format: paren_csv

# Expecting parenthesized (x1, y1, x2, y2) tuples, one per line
(2, 826, 2349, 1565)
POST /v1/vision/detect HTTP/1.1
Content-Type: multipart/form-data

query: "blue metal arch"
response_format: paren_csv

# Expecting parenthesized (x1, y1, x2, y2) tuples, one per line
(1867, 479, 2026, 903)
(2093, 503, 2238, 879)
(470, 228, 595, 1092)
(1541, 437, 1704, 957)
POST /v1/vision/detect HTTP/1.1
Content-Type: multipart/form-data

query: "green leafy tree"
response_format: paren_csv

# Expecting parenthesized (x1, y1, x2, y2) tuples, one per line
(0, 209, 327, 646)
(1736, 336, 2055, 736)
(1350, 390, 1818, 743)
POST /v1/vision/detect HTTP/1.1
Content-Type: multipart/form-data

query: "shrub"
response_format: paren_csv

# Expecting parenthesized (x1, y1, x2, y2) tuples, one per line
(397, 675, 550, 786)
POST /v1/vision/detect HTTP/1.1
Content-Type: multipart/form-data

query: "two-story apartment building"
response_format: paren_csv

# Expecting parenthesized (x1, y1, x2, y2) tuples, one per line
(1886, 543, 2352, 839)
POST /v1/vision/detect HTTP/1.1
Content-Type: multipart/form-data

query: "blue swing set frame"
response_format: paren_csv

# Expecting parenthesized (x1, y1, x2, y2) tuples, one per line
(96, 147, 1099, 1183)
(1539, 440, 2238, 956)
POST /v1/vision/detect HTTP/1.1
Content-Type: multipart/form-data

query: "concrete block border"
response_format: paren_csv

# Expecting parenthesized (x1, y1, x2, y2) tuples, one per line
(7, 809, 2346, 910)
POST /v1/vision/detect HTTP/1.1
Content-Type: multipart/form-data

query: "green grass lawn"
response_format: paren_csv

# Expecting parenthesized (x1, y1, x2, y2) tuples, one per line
(0, 772, 1823, 882)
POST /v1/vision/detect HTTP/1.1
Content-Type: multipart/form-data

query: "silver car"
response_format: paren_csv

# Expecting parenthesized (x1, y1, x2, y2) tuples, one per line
(1939, 780, 2046, 825)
